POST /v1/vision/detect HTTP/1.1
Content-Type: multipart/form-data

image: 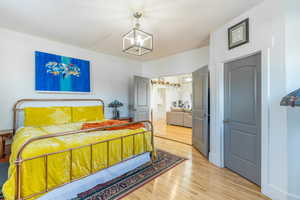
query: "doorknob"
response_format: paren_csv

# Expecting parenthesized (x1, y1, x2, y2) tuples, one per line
(223, 120, 230, 123)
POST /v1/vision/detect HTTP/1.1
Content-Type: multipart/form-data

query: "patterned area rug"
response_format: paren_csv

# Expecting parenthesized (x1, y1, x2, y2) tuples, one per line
(73, 149, 186, 200)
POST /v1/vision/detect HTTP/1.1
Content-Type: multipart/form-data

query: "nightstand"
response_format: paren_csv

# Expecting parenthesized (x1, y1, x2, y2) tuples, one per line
(117, 117, 133, 122)
(0, 130, 13, 158)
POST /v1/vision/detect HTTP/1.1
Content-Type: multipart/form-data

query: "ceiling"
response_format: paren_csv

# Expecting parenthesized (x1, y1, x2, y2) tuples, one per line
(0, 0, 262, 61)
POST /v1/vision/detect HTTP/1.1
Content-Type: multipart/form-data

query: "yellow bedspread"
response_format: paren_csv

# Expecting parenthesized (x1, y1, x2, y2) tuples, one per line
(3, 121, 153, 200)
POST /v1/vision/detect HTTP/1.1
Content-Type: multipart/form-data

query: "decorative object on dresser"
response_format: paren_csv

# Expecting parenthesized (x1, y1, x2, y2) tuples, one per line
(0, 130, 12, 159)
(172, 101, 177, 107)
(228, 18, 249, 50)
(178, 100, 184, 108)
(35, 51, 91, 93)
(108, 100, 124, 119)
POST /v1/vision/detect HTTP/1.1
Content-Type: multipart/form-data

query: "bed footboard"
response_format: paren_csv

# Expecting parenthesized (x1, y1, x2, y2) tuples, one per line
(14, 121, 155, 200)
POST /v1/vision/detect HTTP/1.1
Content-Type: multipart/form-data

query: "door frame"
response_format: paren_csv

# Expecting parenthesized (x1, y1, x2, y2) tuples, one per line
(149, 69, 208, 146)
(209, 50, 271, 192)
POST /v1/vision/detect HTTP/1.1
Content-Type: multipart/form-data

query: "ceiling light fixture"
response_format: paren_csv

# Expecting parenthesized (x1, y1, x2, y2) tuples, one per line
(122, 12, 153, 56)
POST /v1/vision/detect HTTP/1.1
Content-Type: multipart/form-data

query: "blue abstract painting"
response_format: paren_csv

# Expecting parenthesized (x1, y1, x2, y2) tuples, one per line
(35, 51, 91, 92)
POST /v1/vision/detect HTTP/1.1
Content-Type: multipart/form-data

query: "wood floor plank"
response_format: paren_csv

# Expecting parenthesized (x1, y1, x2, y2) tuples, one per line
(123, 137, 270, 200)
(153, 120, 192, 145)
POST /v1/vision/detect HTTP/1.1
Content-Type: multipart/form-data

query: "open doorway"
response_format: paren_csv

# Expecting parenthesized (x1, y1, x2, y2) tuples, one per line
(150, 74, 193, 145)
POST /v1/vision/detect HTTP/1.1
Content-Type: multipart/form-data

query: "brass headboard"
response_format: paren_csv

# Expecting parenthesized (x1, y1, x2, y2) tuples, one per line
(13, 99, 105, 135)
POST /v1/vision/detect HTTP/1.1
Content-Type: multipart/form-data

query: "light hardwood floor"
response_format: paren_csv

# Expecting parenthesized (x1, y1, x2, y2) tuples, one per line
(153, 120, 192, 145)
(124, 137, 270, 200)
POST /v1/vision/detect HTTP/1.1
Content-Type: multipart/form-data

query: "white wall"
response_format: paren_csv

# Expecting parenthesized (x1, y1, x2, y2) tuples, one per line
(179, 82, 192, 107)
(164, 76, 181, 112)
(285, 0, 300, 92)
(285, 0, 300, 199)
(209, 0, 295, 199)
(142, 47, 209, 78)
(0, 28, 143, 129)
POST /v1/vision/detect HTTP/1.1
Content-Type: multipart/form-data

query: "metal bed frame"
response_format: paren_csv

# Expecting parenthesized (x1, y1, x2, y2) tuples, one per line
(12, 99, 155, 200)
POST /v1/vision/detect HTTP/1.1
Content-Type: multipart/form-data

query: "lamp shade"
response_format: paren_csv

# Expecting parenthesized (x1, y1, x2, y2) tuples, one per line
(280, 88, 300, 107)
(108, 100, 124, 108)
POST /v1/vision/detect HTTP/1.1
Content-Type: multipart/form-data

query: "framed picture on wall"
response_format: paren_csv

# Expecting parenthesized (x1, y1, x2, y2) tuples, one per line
(35, 51, 91, 93)
(228, 18, 249, 50)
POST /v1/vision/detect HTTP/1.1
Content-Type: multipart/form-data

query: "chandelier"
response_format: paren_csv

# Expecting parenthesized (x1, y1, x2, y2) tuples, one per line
(122, 12, 153, 56)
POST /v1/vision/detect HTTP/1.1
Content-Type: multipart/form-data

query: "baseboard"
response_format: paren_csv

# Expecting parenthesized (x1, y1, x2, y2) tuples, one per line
(262, 184, 300, 200)
(208, 152, 222, 167)
(262, 185, 287, 200)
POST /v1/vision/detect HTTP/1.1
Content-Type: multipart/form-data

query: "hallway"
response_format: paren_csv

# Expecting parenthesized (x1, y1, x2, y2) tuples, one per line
(153, 120, 192, 145)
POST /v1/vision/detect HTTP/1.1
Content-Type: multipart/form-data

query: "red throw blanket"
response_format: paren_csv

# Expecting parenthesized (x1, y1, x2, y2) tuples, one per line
(81, 120, 145, 131)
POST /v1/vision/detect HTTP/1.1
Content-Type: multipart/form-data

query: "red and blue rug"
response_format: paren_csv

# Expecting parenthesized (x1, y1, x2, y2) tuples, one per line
(73, 149, 186, 200)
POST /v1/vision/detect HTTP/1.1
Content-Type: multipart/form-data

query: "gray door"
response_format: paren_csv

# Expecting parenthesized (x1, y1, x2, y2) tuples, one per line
(224, 53, 261, 185)
(133, 76, 150, 121)
(192, 66, 209, 158)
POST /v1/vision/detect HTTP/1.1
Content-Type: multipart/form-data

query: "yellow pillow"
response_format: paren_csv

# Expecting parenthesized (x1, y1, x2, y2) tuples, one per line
(24, 107, 72, 127)
(71, 105, 104, 122)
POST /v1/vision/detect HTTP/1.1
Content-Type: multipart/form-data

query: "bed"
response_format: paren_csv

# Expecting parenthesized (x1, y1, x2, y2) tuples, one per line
(3, 99, 155, 200)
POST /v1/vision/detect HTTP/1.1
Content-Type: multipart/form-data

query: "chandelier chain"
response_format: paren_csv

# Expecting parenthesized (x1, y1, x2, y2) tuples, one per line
(133, 12, 142, 29)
